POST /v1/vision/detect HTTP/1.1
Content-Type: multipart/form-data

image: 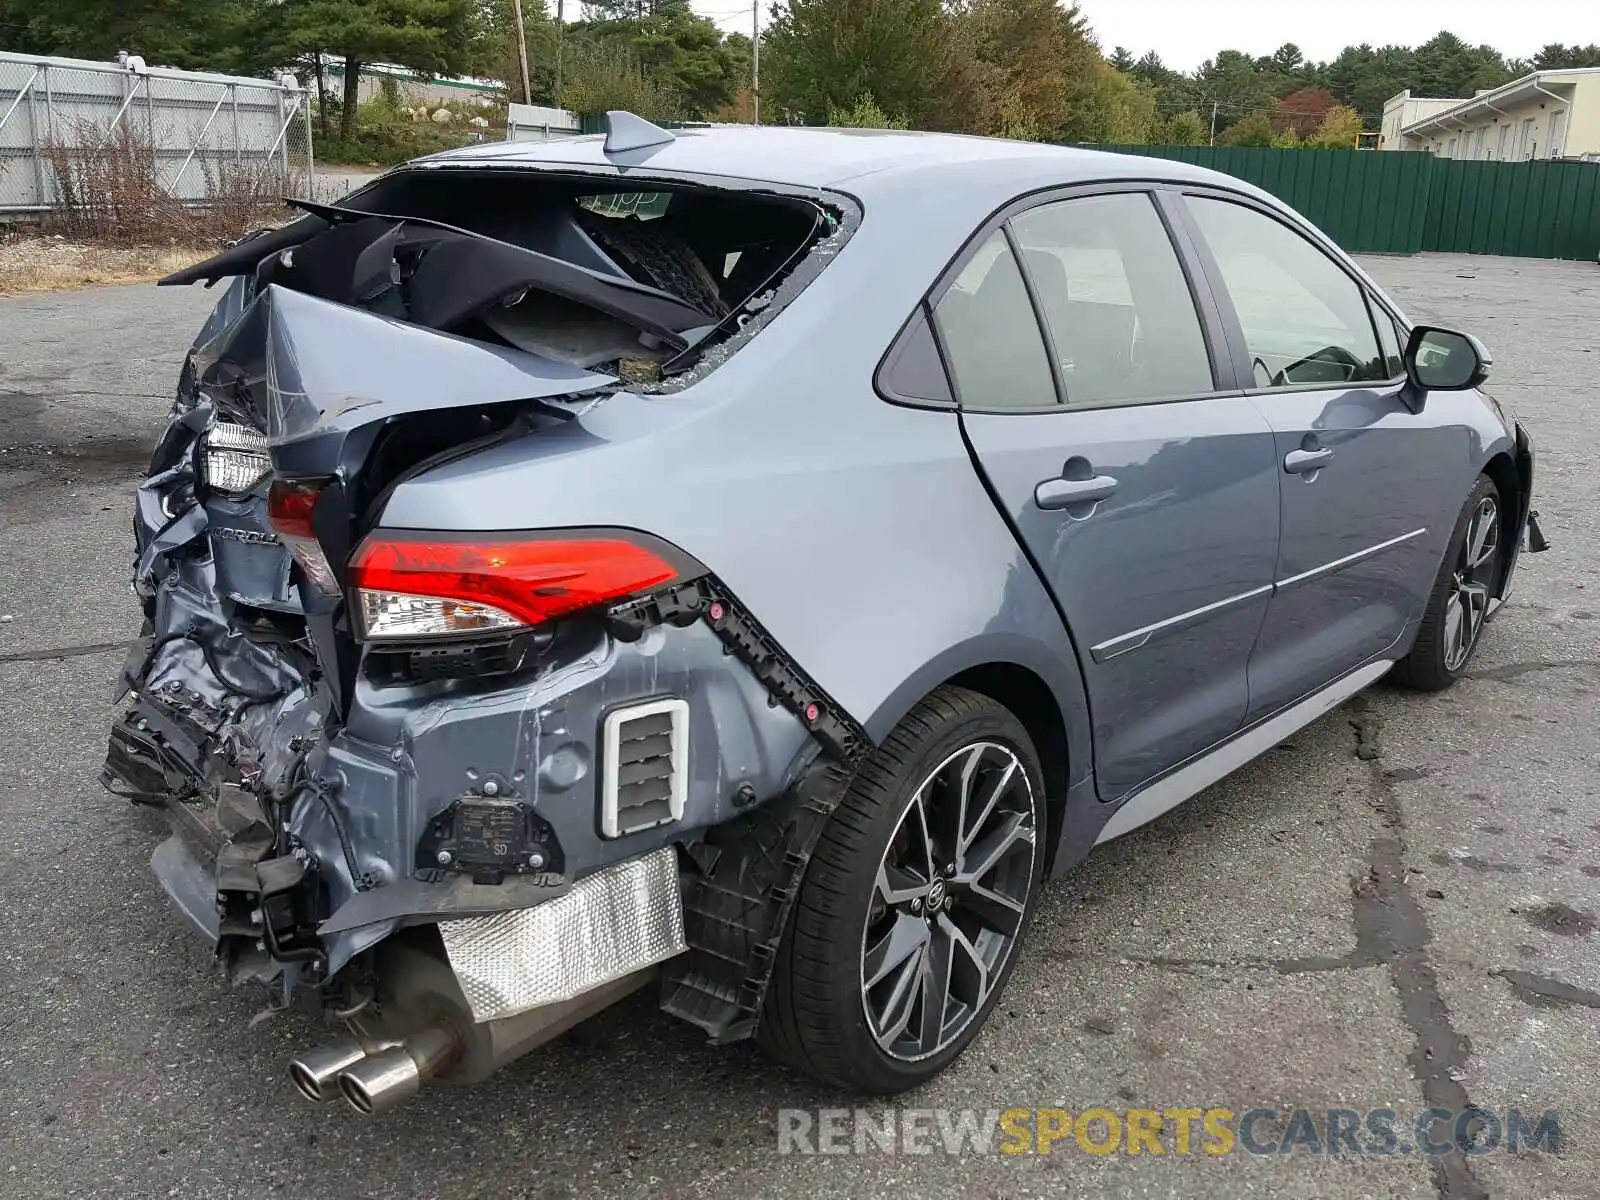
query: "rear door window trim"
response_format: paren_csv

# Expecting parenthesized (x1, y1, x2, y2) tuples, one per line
(885, 179, 1243, 415)
(1000, 222, 1069, 406)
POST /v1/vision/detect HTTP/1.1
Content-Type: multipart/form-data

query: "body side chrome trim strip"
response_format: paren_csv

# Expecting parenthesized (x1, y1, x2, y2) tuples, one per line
(1090, 584, 1274, 662)
(1092, 658, 1394, 845)
(1275, 527, 1428, 590)
(1090, 529, 1427, 662)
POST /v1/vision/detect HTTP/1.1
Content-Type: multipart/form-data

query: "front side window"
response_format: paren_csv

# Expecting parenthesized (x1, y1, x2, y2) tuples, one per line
(1186, 196, 1387, 389)
(1008, 193, 1214, 405)
(932, 231, 1056, 409)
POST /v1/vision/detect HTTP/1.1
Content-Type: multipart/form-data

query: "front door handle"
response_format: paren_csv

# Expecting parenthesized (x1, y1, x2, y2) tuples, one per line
(1284, 447, 1334, 474)
(1035, 473, 1119, 510)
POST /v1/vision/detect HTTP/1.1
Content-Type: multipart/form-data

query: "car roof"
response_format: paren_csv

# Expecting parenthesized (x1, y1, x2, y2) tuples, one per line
(411, 125, 1242, 197)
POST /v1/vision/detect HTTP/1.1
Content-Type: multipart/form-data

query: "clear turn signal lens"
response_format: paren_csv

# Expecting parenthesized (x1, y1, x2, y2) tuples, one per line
(356, 590, 522, 642)
(201, 421, 271, 496)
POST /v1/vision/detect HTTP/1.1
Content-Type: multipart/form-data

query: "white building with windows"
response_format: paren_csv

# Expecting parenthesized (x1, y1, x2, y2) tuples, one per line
(1381, 69, 1600, 160)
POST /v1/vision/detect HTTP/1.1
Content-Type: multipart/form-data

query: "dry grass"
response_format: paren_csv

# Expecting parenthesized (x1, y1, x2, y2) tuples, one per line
(41, 120, 292, 248)
(0, 118, 308, 294)
(0, 236, 213, 295)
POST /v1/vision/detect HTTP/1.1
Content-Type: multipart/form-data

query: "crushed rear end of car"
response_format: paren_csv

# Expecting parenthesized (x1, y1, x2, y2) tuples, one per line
(103, 144, 867, 1111)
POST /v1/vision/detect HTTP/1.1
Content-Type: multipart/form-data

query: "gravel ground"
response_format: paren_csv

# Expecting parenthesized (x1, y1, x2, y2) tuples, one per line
(0, 253, 1595, 1199)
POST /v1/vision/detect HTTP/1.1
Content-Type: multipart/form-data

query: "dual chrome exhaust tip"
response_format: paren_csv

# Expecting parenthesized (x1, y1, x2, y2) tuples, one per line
(289, 1025, 457, 1116)
(289, 1039, 375, 1104)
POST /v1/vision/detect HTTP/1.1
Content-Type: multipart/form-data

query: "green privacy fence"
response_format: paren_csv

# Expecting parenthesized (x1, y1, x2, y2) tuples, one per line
(1421, 158, 1600, 258)
(1090, 145, 1600, 261)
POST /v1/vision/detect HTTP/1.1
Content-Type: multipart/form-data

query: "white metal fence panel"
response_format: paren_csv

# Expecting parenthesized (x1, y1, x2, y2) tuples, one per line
(507, 103, 580, 143)
(0, 51, 312, 214)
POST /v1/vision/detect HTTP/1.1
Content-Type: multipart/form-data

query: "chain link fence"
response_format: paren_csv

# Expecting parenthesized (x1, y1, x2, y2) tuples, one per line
(0, 51, 312, 223)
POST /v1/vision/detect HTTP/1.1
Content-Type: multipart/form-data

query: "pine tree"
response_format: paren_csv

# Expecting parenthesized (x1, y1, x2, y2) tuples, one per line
(762, 0, 956, 127)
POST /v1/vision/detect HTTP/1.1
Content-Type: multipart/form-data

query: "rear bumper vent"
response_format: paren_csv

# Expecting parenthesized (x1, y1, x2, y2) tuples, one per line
(600, 698, 689, 838)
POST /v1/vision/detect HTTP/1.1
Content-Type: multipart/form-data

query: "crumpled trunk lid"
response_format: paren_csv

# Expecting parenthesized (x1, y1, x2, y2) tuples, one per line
(197, 281, 617, 460)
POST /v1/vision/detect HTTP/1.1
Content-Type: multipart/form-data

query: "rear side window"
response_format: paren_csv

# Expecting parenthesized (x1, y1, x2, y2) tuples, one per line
(932, 232, 1056, 408)
(1186, 197, 1387, 389)
(1009, 193, 1214, 404)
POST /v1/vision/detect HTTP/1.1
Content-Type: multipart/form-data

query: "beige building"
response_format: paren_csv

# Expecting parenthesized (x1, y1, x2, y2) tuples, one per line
(1381, 68, 1600, 160)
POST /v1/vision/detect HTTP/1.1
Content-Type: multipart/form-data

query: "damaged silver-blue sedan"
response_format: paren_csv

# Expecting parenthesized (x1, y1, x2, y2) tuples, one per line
(105, 114, 1545, 1113)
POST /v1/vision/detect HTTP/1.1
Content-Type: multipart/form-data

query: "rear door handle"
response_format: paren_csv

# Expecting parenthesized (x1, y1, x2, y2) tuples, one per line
(1035, 473, 1119, 510)
(1284, 447, 1334, 474)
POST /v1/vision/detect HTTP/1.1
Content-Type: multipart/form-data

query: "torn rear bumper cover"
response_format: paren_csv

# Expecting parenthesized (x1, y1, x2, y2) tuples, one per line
(149, 822, 688, 1025)
(112, 587, 812, 978)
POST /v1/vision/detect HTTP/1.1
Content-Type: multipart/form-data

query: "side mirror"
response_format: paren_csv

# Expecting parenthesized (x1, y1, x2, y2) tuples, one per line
(1404, 325, 1492, 392)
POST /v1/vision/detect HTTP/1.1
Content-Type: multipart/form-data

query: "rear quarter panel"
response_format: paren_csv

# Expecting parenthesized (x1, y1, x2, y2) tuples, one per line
(380, 167, 1096, 786)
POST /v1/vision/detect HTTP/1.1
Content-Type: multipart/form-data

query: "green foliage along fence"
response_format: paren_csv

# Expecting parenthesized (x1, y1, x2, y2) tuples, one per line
(1091, 145, 1600, 261)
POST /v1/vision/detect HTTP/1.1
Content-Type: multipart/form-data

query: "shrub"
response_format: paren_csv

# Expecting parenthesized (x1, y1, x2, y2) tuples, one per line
(41, 120, 290, 247)
(558, 46, 681, 120)
(827, 94, 907, 129)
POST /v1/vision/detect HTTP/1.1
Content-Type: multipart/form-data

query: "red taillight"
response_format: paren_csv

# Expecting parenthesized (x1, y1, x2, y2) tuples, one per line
(267, 478, 326, 539)
(347, 533, 682, 640)
(268, 477, 341, 595)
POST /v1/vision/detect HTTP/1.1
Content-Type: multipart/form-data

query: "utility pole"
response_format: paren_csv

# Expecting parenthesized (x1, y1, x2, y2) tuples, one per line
(511, 0, 532, 105)
(1209, 100, 1218, 145)
(752, 0, 760, 124)
(556, 0, 565, 101)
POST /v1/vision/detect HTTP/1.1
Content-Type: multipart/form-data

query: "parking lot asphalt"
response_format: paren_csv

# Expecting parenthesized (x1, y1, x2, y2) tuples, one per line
(0, 253, 1596, 1199)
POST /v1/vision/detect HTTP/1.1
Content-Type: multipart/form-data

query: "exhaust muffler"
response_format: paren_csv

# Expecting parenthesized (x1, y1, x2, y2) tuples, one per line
(288, 944, 660, 1115)
(336, 1024, 459, 1116)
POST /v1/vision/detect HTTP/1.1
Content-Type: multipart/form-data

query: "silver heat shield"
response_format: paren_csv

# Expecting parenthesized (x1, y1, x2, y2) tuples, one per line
(438, 847, 686, 1023)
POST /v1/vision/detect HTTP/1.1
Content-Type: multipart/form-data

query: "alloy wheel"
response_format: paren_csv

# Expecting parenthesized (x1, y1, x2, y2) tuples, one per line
(1443, 494, 1499, 672)
(859, 741, 1037, 1062)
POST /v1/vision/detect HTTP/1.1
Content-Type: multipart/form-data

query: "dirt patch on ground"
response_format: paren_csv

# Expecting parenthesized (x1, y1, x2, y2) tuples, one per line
(0, 236, 212, 296)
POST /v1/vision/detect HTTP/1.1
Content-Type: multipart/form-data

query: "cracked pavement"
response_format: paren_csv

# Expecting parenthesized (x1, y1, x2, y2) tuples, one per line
(0, 253, 1596, 1198)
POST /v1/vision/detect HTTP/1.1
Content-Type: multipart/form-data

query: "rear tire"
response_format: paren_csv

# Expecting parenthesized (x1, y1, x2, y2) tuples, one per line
(758, 686, 1045, 1093)
(1393, 474, 1505, 691)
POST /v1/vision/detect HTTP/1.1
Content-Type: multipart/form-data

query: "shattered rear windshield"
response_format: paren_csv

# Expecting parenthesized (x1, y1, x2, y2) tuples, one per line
(165, 170, 856, 391)
(578, 192, 671, 221)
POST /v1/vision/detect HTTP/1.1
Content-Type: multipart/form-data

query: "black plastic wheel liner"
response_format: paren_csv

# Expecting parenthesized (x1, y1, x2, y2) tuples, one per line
(606, 578, 872, 1043)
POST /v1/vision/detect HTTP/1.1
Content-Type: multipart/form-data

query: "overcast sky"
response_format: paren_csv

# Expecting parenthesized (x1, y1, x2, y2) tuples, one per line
(686, 1, 1599, 74)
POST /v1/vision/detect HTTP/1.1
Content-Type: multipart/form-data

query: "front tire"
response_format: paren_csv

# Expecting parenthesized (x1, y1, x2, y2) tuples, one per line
(759, 686, 1045, 1092)
(1394, 474, 1506, 691)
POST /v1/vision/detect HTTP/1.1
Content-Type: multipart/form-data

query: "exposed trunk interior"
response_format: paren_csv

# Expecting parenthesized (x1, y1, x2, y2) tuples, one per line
(165, 168, 836, 387)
